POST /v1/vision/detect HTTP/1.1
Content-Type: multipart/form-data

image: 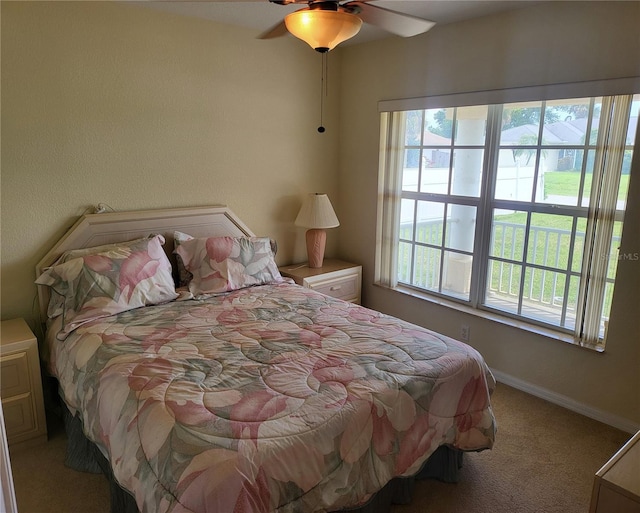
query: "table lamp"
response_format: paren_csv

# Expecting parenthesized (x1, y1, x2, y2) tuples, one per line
(295, 193, 339, 268)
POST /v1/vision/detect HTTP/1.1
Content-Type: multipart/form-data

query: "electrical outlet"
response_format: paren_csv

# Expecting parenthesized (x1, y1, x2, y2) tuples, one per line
(460, 324, 470, 342)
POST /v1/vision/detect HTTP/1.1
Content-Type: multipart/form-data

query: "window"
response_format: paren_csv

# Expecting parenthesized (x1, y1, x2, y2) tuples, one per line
(377, 86, 639, 350)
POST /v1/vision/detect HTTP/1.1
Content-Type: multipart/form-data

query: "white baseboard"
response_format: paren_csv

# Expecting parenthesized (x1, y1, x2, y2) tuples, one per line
(491, 368, 639, 434)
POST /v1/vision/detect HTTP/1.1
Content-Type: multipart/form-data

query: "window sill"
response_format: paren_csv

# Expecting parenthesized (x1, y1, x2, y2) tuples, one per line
(373, 283, 605, 353)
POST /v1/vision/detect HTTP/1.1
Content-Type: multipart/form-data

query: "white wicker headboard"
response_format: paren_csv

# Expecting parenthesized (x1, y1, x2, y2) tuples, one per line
(35, 205, 255, 321)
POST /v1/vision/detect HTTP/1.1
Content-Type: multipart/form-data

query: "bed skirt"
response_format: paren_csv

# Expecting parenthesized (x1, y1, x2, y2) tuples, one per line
(62, 407, 464, 513)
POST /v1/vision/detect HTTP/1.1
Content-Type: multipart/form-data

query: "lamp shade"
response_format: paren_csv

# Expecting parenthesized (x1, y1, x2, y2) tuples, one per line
(295, 193, 340, 229)
(284, 9, 362, 52)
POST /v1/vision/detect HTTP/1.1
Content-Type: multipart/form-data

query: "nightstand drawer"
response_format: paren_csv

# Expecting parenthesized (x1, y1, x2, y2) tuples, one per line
(1, 351, 31, 397)
(1, 318, 48, 447)
(2, 394, 37, 439)
(279, 259, 362, 304)
(309, 274, 359, 301)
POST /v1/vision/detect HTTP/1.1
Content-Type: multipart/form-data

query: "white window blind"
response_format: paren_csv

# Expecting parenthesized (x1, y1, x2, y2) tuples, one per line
(576, 95, 633, 347)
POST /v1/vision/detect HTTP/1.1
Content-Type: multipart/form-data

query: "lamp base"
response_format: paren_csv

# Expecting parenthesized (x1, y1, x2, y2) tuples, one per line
(306, 228, 327, 268)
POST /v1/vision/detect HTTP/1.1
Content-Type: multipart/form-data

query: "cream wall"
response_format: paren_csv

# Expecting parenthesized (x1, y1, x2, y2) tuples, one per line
(337, 1, 640, 428)
(1, 2, 341, 322)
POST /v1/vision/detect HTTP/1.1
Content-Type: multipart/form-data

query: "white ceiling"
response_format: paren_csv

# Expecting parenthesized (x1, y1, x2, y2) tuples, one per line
(132, 0, 546, 46)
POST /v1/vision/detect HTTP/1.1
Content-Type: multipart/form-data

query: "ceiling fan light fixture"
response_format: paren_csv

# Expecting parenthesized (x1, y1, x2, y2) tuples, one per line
(284, 9, 362, 52)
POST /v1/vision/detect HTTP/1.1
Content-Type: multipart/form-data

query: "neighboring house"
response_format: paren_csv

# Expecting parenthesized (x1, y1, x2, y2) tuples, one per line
(500, 116, 638, 172)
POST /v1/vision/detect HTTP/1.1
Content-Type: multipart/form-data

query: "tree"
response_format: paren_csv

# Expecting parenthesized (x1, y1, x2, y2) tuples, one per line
(502, 107, 546, 130)
(427, 109, 453, 138)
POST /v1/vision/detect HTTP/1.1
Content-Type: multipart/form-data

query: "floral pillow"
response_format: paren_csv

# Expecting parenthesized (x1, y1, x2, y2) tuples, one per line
(44, 236, 161, 319)
(36, 234, 178, 336)
(174, 236, 281, 295)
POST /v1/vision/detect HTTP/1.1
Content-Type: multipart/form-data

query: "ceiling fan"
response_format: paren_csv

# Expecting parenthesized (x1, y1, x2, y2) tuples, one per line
(259, 0, 436, 52)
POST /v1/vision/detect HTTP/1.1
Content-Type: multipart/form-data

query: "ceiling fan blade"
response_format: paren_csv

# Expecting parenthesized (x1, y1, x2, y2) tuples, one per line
(346, 1, 435, 37)
(258, 19, 289, 39)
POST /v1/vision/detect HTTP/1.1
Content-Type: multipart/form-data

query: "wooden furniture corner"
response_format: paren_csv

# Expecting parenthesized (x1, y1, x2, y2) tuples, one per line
(590, 429, 640, 513)
(0, 318, 47, 448)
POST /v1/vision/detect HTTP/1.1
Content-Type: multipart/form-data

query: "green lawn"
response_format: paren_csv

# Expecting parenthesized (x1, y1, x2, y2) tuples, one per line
(544, 171, 630, 200)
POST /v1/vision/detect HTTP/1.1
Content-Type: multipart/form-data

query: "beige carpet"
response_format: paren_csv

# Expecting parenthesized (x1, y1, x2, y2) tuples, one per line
(7, 384, 632, 513)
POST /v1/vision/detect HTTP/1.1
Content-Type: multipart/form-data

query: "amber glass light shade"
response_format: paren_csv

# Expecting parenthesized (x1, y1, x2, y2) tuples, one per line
(284, 10, 362, 52)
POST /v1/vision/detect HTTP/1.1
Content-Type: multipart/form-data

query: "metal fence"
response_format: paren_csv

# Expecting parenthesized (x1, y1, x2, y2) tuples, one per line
(399, 219, 619, 318)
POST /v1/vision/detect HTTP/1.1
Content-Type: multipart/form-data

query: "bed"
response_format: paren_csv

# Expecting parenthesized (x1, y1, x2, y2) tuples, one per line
(35, 205, 496, 513)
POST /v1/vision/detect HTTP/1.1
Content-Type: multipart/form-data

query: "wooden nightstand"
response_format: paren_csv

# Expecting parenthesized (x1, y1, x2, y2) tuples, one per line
(0, 318, 47, 447)
(279, 259, 362, 304)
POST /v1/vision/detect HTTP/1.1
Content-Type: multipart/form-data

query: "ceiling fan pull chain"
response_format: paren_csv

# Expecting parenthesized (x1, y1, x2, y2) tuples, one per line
(324, 50, 329, 97)
(318, 51, 327, 133)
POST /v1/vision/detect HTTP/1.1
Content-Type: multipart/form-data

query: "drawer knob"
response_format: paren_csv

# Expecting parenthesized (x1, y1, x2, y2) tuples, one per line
(330, 285, 342, 291)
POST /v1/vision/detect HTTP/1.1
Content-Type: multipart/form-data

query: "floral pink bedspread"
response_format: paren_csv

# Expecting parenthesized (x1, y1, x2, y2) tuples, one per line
(48, 282, 496, 513)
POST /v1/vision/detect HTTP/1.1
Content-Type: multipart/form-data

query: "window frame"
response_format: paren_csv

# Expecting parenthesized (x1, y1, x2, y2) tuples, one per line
(376, 79, 640, 350)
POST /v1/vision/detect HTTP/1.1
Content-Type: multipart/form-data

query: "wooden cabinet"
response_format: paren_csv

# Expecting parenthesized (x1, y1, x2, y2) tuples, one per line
(590, 430, 640, 513)
(0, 318, 47, 447)
(279, 259, 362, 304)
